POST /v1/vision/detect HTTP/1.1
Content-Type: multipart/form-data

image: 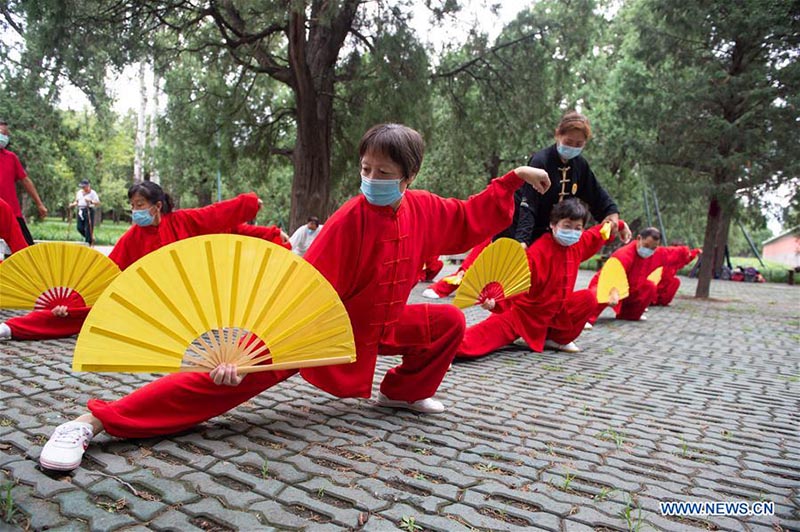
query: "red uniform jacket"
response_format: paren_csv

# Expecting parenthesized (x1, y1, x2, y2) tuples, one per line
(492, 223, 613, 350)
(300, 171, 524, 398)
(108, 193, 281, 270)
(0, 196, 28, 254)
(659, 246, 699, 283)
(589, 241, 687, 294)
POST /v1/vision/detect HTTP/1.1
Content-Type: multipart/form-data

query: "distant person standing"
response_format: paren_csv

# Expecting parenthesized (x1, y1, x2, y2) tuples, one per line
(69, 179, 100, 245)
(289, 216, 323, 257)
(0, 119, 48, 245)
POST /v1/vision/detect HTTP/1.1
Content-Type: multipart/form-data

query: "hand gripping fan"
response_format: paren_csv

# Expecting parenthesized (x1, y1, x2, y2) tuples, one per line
(596, 257, 630, 304)
(453, 238, 531, 309)
(0, 242, 120, 309)
(647, 266, 664, 285)
(599, 221, 612, 240)
(73, 234, 356, 375)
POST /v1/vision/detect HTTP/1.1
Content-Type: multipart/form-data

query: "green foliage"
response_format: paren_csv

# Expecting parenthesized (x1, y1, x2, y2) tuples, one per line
(28, 217, 130, 246)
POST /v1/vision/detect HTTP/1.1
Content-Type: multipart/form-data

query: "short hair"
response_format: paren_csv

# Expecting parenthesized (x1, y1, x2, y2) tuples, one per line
(639, 227, 662, 241)
(0, 119, 7, 126)
(358, 123, 425, 180)
(128, 181, 174, 214)
(307, 216, 320, 223)
(556, 111, 592, 140)
(550, 198, 589, 225)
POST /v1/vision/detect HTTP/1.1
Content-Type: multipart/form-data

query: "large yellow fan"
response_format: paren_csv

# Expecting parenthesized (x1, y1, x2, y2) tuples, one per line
(453, 238, 531, 309)
(0, 242, 120, 309)
(73, 234, 355, 375)
(647, 266, 664, 285)
(596, 257, 630, 304)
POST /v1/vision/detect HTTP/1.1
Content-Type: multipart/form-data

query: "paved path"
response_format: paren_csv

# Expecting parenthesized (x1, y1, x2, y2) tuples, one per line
(0, 269, 798, 531)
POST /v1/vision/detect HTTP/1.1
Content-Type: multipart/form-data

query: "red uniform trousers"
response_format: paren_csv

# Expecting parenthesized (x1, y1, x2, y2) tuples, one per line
(428, 239, 490, 297)
(0, 197, 28, 254)
(88, 304, 464, 438)
(6, 307, 90, 340)
(653, 277, 680, 306)
(457, 290, 596, 358)
(588, 281, 657, 323)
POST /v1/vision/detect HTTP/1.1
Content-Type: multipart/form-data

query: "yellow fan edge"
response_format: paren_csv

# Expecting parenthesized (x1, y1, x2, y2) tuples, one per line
(597, 257, 630, 304)
(72, 234, 356, 374)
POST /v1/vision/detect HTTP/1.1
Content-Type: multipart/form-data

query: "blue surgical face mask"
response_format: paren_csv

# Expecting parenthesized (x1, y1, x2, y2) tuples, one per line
(132, 208, 155, 227)
(360, 175, 404, 206)
(637, 245, 655, 259)
(557, 143, 583, 160)
(0, 134, 8, 149)
(553, 227, 582, 247)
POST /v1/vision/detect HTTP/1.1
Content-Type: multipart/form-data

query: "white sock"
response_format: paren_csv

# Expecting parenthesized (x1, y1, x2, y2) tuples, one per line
(0, 323, 11, 339)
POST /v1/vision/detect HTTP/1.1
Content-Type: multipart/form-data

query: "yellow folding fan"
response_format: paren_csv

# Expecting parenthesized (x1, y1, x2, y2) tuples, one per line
(596, 257, 630, 304)
(441, 274, 462, 286)
(73, 234, 356, 375)
(599, 221, 612, 240)
(647, 266, 664, 285)
(453, 238, 531, 309)
(0, 242, 120, 310)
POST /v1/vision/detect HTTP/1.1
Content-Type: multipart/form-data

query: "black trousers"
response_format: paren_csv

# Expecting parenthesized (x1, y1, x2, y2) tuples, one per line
(16, 216, 34, 246)
(77, 207, 95, 244)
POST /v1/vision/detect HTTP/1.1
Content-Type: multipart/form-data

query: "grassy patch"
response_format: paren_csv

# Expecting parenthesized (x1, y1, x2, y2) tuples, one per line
(27, 217, 129, 246)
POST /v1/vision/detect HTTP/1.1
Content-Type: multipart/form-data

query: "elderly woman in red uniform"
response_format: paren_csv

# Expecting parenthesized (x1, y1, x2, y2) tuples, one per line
(38, 123, 552, 471)
(587, 227, 688, 323)
(652, 242, 701, 306)
(457, 199, 626, 358)
(0, 181, 287, 341)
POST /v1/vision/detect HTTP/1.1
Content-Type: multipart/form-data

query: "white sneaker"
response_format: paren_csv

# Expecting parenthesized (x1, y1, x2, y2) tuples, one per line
(422, 288, 440, 300)
(583, 322, 593, 330)
(39, 421, 94, 471)
(0, 323, 11, 340)
(639, 314, 648, 321)
(544, 339, 581, 353)
(376, 392, 444, 413)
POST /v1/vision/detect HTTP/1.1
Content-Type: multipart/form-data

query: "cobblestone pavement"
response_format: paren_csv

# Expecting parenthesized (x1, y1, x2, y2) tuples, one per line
(0, 268, 798, 531)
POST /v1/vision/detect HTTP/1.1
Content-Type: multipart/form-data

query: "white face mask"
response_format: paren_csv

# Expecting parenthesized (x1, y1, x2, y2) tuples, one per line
(637, 246, 655, 259)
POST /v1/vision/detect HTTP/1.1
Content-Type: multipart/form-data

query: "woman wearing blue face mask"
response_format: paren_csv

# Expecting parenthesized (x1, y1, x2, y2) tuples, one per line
(457, 199, 628, 358)
(0, 181, 289, 342)
(497, 110, 632, 247)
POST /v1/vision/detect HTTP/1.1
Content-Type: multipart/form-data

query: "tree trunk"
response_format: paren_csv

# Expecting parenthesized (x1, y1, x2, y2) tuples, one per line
(134, 61, 147, 184)
(695, 195, 733, 297)
(484, 152, 501, 183)
(290, 92, 332, 232)
(149, 61, 160, 185)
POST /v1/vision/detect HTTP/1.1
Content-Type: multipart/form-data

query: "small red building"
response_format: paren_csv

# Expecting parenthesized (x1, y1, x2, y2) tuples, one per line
(762, 226, 800, 268)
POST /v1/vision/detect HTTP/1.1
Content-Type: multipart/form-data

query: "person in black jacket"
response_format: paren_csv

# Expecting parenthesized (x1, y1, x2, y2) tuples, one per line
(497, 111, 631, 247)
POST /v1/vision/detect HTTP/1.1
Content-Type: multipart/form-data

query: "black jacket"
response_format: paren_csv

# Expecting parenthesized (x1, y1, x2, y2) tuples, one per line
(496, 144, 618, 245)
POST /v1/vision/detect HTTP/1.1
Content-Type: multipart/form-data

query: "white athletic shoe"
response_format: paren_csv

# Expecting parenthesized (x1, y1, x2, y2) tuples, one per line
(39, 421, 94, 471)
(639, 314, 648, 321)
(583, 322, 593, 330)
(422, 288, 440, 299)
(544, 339, 581, 353)
(376, 392, 445, 413)
(0, 323, 11, 340)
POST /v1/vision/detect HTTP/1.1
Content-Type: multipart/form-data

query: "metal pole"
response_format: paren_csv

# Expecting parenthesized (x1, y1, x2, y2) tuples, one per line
(650, 186, 667, 242)
(641, 176, 652, 226)
(736, 219, 765, 267)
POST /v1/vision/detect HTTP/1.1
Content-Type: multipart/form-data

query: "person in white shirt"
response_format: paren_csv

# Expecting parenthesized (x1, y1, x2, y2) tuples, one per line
(69, 179, 100, 245)
(289, 216, 323, 257)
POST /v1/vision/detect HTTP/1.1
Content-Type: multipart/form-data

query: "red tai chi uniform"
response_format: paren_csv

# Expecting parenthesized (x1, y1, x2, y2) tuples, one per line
(587, 241, 688, 323)
(86, 171, 524, 438)
(5, 194, 285, 340)
(652, 246, 700, 306)
(0, 197, 28, 255)
(458, 222, 617, 358)
(426, 238, 492, 297)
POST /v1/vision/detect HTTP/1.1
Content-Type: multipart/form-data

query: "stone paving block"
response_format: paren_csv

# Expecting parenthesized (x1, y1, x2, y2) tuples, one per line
(276, 485, 363, 528)
(459, 487, 562, 531)
(231, 450, 309, 486)
(4, 459, 77, 498)
(84, 477, 167, 521)
(8, 482, 70, 530)
(111, 469, 199, 506)
(249, 499, 310, 530)
(379, 502, 475, 532)
(149, 439, 218, 470)
(181, 469, 264, 509)
(54, 489, 138, 530)
(181, 496, 270, 530)
(171, 432, 246, 460)
(356, 476, 450, 514)
(299, 475, 391, 513)
(147, 509, 207, 531)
